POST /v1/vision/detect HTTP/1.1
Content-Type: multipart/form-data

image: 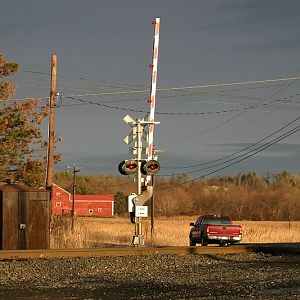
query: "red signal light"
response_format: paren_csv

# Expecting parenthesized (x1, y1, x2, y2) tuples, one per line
(128, 163, 137, 170)
(149, 163, 159, 170)
(118, 160, 138, 175)
(141, 160, 160, 175)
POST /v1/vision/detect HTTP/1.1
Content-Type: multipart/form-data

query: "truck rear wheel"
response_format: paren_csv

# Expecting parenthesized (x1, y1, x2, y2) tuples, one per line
(201, 236, 208, 246)
(189, 238, 196, 246)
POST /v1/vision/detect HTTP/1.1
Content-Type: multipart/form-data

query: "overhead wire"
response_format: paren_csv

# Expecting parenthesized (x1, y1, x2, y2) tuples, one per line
(159, 124, 300, 176)
(162, 115, 300, 170)
(21, 70, 146, 90)
(8, 73, 300, 100)
(156, 72, 300, 180)
(21, 72, 300, 93)
(50, 75, 300, 99)
(156, 124, 300, 190)
(21, 70, 300, 88)
(159, 70, 300, 148)
(58, 83, 286, 102)
(63, 92, 300, 115)
(56, 84, 288, 107)
(6, 72, 300, 111)
(5, 71, 300, 180)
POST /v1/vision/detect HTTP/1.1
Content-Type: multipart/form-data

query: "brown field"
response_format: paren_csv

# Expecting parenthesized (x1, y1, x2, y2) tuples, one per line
(50, 216, 300, 249)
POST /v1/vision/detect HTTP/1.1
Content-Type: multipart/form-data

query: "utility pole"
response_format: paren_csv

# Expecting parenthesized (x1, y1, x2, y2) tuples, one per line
(68, 164, 80, 233)
(46, 54, 57, 189)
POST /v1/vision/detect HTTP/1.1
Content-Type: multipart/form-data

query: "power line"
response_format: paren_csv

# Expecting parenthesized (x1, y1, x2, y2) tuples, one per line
(19, 71, 300, 93)
(11, 74, 287, 105)
(159, 71, 300, 147)
(163, 115, 300, 170)
(58, 82, 286, 100)
(156, 125, 300, 190)
(21, 70, 146, 90)
(9, 74, 300, 101)
(56, 83, 289, 106)
(160, 123, 300, 176)
(157, 76, 300, 92)
(50, 75, 300, 99)
(159, 111, 247, 148)
(63, 92, 300, 115)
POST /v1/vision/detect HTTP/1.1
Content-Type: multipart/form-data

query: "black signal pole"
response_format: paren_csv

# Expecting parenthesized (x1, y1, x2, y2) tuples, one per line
(68, 164, 80, 233)
(150, 175, 155, 237)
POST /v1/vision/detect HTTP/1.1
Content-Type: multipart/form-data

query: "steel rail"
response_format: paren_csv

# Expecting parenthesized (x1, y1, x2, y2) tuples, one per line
(0, 243, 298, 260)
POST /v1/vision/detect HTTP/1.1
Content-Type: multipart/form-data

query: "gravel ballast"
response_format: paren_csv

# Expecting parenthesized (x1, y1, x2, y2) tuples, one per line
(0, 252, 299, 299)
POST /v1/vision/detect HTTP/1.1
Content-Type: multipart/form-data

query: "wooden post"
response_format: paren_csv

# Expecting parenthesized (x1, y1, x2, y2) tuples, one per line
(46, 54, 57, 189)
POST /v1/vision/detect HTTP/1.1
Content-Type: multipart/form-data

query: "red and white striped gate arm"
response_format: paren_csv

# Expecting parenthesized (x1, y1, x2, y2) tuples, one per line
(147, 17, 160, 160)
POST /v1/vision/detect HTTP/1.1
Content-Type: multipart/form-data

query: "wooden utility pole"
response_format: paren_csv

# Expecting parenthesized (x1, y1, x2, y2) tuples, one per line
(46, 54, 57, 189)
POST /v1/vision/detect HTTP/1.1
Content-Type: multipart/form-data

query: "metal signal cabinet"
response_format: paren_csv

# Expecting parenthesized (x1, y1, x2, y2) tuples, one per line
(0, 182, 50, 250)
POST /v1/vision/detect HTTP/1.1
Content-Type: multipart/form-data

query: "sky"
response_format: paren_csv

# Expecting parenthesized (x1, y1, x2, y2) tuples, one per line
(1, 0, 300, 178)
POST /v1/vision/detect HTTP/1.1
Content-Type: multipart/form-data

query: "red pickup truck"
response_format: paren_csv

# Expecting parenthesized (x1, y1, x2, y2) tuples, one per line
(189, 215, 242, 246)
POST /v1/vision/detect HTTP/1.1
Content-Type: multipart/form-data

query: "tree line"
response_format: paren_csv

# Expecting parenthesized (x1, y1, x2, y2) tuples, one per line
(54, 171, 300, 221)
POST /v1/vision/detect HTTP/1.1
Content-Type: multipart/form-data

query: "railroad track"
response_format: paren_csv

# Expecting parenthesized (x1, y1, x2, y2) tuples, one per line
(0, 243, 299, 260)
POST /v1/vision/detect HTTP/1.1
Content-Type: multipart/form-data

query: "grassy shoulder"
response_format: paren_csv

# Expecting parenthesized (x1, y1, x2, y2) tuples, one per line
(50, 215, 300, 248)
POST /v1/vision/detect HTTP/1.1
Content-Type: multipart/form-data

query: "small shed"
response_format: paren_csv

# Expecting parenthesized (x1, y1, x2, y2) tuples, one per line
(0, 181, 50, 250)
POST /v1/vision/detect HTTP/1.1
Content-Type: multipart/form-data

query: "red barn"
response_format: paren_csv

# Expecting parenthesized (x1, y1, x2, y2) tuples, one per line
(51, 184, 114, 217)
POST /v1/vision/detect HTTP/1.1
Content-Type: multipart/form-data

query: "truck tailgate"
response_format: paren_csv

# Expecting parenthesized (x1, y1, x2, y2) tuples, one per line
(206, 225, 241, 237)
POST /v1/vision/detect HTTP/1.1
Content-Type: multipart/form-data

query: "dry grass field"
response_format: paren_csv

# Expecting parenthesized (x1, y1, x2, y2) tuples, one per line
(50, 216, 300, 249)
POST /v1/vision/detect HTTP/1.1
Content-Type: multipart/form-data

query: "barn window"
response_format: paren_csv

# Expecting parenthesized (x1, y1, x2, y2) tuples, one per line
(56, 202, 61, 207)
(98, 208, 102, 212)
(56, 192, 61, 196)
(88, 209, 93, 214)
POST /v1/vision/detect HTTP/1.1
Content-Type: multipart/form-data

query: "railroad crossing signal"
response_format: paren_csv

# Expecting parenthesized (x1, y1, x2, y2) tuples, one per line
(119, 18, 161, 247)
